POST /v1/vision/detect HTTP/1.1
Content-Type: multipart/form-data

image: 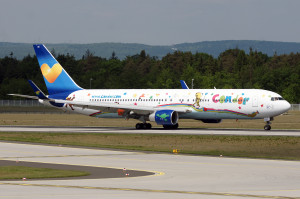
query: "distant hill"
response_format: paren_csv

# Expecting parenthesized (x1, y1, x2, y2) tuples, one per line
(0, 40, 299, 60)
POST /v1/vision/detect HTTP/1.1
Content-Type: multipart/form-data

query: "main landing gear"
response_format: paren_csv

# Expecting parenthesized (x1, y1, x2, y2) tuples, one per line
(136, 123, 152, 129)
(264, 117, 273, 130)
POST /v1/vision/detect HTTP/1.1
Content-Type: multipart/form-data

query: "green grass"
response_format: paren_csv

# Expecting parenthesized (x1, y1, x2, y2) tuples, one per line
(0, 166, 89, 180)
(1, 132, 300, 160)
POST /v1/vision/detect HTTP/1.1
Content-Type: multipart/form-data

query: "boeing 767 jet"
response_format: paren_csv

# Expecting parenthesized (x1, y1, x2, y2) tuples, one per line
(9, 44, 291, 130)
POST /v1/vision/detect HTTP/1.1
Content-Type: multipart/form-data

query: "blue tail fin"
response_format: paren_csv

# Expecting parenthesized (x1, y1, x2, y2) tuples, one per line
(33, 44, 82, 96)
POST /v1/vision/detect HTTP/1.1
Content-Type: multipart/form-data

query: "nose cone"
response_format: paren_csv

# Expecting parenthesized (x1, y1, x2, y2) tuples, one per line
(283, 101, 291, 113)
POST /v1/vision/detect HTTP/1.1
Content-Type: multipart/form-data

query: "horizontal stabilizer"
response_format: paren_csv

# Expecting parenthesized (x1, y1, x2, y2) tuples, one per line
(8, 80, 49, 101)
(8, 94, 39, 100)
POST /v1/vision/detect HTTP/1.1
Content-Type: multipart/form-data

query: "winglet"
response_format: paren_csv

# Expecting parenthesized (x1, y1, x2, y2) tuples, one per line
(180, 80, 189, 89)
(28, 80, 48, 99)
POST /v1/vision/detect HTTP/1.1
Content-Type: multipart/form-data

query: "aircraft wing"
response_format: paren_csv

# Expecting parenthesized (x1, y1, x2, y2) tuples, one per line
(53, 99, 193, 114)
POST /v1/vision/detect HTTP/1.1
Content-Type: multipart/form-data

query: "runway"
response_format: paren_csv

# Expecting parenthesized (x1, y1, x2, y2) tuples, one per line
(1, 125, 300, 136)
(1, 141, 300, 199)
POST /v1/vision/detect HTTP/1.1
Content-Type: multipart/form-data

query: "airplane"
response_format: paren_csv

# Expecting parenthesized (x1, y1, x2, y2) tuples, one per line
(9, 44, 291, 130)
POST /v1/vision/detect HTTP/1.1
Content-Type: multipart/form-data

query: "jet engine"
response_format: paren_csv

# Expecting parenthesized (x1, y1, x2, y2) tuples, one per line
(149, 110, 178, 125)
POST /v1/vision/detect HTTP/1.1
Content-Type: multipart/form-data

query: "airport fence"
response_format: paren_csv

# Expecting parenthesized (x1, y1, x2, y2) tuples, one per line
(0, 100, 43, 107)
(0, 100, 65, 114)
(291, 104, 300, 111)
(0, 100, 299, 113)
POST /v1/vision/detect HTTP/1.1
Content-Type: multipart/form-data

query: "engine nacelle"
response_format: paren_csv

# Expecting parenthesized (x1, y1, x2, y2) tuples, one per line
(200, 119, 222, 123)
(149, 110, 178, 125)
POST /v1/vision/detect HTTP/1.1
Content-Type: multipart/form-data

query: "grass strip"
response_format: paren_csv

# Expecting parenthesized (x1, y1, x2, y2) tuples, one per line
(1, 132, 300, 160)
(0, 166, 89, 180)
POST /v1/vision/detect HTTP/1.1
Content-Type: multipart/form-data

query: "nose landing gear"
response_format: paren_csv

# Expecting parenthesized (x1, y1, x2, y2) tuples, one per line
(264, 117, 273, 130)
(264, 122, 271, 130)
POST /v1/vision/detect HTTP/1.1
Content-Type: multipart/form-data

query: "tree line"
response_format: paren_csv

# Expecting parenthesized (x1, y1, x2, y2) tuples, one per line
(0, 48, 299, 103)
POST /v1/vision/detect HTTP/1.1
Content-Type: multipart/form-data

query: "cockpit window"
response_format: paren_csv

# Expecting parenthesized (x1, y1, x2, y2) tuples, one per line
(271, 97, 285, 101)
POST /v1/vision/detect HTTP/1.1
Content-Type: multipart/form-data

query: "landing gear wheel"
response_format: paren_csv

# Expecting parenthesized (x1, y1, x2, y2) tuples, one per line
(136, 123, 142, 129)
(136, 123, 152, 129)
(264, 125, 271, 130)
(264, 119, 272, 131)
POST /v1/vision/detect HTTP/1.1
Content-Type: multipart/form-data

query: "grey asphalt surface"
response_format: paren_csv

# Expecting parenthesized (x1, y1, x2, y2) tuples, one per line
(1, 125, 300, 136)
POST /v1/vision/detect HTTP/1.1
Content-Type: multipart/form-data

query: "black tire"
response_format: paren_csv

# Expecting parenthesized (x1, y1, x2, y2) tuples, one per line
(264, 125, 271, 130)
(136, 123, 152, 129)
(142, 123, 148, 129)
(136, 123, 142, 129)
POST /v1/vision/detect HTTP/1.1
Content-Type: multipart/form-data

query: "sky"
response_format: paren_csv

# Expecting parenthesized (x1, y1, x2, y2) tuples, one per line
(0, 0, 299, 45)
